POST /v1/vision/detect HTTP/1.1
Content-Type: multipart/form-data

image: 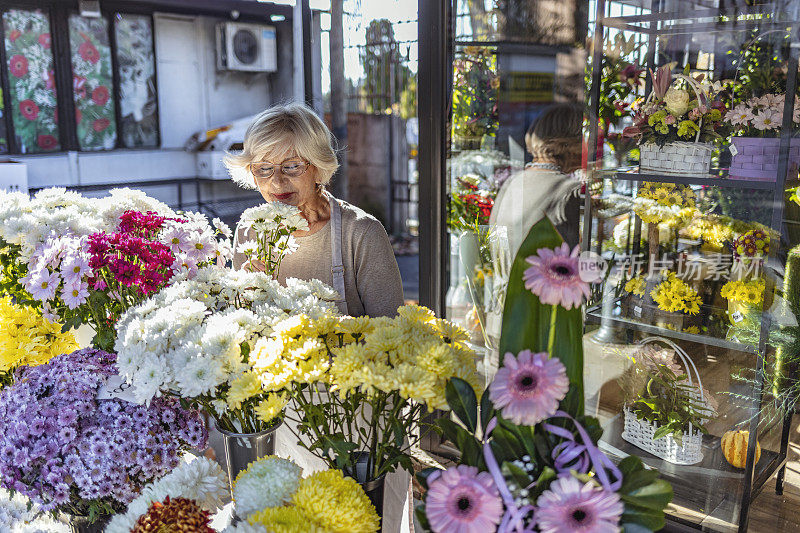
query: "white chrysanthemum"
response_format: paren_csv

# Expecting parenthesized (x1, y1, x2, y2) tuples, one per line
(232, 456, 303, 519)
(176, 356, 226, 397)
(213, 217, 233, 238)
(106, 456, 227, 533)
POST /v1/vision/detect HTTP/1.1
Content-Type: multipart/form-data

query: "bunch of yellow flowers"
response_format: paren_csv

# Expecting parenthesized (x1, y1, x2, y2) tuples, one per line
(650, 272, 702, 315)
(249, 469, 380, 533)
(681, 213, 735, 248)
(721, 278, 765, 306)
(638, 181, 696, 209)
(624, 275, 647, 297)
(0, 297, 78, 385)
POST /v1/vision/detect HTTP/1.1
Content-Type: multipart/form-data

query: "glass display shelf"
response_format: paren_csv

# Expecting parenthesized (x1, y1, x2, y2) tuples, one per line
(592, 168, 779, 190)
(585, 298, 760, 355)
(598, 415, 786, 533)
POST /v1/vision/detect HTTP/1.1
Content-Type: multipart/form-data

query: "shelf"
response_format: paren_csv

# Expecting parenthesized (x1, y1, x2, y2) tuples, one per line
(601, 6, 800, 35)
(585, 301, 759, 354)
(599, 415, 785, 532)
(593, 168, 778, 190)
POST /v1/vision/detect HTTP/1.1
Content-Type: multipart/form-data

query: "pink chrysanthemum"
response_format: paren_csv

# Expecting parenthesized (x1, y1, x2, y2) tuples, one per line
(426, 465, 503, 533)
(489, 350, 569, 426)
(523, 243, 593, 310)
(536, 476, 624, 533)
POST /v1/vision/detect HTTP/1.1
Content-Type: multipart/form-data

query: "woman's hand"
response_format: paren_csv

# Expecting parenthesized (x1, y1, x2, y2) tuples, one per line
(245, 258, 266, 273)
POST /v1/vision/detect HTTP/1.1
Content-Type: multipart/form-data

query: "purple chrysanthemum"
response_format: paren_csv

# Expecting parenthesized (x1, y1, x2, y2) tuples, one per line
(523, 243, 593, 310)
(426, 465, 504, 533)
(536, 476, 624, 533)
(489, 350, 569, 426)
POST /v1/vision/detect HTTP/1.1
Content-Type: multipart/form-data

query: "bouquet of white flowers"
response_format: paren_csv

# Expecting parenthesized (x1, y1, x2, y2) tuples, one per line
(115, 266, 339, 432)
(236, 202, 308, 277)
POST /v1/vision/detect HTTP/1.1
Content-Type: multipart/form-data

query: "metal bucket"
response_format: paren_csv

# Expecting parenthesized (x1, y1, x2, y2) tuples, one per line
(217, 419, 283, 498)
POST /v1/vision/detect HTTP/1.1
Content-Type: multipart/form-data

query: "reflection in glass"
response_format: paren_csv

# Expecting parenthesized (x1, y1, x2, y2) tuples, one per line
(115, 14, 158, 148)
(2, 9, 60, 153)
(69, 15, 117, 151)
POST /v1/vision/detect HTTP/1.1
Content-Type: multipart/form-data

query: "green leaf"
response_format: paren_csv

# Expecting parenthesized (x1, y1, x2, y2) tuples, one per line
(479, 387, 495, 431)
(501, 461, 533, 491)
(438, 418, 482, 466)
(652, 425, 673, 441)
(445, 378, 478, 433)
(498, 217, 584, 416)
(622, 479, 674, 512)
(415, 467, 440, 491)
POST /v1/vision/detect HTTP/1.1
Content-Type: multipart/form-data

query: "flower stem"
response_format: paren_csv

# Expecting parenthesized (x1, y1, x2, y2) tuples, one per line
(548, 304, 557, 356)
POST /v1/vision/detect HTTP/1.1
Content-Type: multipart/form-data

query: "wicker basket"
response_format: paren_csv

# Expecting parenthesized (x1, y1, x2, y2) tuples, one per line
(638, 74, 714, 177)
(639, 141, 714, 176)
(621, 337, 707, 465)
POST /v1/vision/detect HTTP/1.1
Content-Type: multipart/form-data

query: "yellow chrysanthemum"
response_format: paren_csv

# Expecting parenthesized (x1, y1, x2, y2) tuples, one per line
(0, 297, 77, 376)
(624, 276, 646, 297)
(254, 392, 289, 424)
(227, 371, 263, 410)
(292, 470, 380, 533)
(417, 344, 456, 377)
(249, 506, 330, 533)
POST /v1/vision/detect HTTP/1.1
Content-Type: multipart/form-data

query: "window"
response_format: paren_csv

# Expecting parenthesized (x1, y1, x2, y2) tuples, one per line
(69, 15, 116, 150)
(0, 8, 159, 154)
(115, 14, 158, 147)
(2, 9, 60, 153)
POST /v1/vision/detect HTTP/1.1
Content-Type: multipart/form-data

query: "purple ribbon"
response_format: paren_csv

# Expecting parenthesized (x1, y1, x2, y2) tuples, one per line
(483, 417, 537, 533)
(543, 410, 622, 492)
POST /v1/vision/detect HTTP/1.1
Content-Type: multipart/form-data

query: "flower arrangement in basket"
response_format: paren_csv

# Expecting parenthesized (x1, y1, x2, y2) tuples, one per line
(414, 218, 672, 533)
(725, 94, 800, 181)
(224, 456, 380, 533)
(624, 65, 725, 176)
(618, 338, 717, 465)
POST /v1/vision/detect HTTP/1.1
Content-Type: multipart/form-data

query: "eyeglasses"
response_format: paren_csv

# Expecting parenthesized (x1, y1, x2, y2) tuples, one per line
(248, 158, 310, 180)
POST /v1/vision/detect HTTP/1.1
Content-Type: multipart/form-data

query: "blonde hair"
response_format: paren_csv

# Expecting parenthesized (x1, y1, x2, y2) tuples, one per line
(225, 103, 339, 189)
(525, 103, 583, 173)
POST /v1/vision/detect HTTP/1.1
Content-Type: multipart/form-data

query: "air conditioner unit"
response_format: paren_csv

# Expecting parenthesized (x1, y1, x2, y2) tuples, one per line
(216, 22, 277, 73)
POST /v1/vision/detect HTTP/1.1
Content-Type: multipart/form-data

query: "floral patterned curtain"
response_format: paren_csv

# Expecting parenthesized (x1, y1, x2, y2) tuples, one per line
(69, 15, 116, 151)
(2, 9, 60, 153)
(115, 14, 158, 148)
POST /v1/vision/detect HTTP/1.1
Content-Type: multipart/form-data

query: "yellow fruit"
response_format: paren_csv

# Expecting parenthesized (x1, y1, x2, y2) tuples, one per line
(721, 430, 760, 469)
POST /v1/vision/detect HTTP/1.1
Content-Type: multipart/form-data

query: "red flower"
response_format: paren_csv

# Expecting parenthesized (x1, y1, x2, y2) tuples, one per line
(78, 41, 100, 64)
(92, 86, 110, 106)
(73, 75, 87, 99)
(9, 55, 28, 77)
(93, 118, 110, 132)
(8, 30, 21, 42)
(37, 135, 58, 151)
(19, 100, 39, 121)
(38, 33, 51, 48)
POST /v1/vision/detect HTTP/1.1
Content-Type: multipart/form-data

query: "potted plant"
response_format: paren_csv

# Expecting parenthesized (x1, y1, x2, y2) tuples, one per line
(619, 338, 716, 465)
(725, 93, 800, 181)
(624, 65, 725, 176)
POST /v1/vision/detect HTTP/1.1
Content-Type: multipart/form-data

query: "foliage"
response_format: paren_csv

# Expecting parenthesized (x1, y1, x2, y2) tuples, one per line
(415, 378, 673, 532)
(360, 19, 414, 115)
(452, 46, 499, 140)
(619, 355, 713, 446)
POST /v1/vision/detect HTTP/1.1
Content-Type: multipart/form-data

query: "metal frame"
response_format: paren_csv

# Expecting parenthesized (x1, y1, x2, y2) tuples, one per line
(582, 2, 798, 532)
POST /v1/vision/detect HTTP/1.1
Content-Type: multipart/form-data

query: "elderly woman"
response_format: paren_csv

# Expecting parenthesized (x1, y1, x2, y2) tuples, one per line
(225, 103, 409, 532)
(226, 102, 403, 318)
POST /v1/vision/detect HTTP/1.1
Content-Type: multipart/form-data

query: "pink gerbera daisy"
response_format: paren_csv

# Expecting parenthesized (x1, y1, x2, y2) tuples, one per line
(523, 243, 592, 310)
(489, 350, 569, 426)
(426, 465, 503, 533)
(536, 476, 624, 533)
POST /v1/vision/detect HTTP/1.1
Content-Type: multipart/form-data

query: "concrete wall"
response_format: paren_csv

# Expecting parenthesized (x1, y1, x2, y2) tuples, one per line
(333, 113, 408, 231)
